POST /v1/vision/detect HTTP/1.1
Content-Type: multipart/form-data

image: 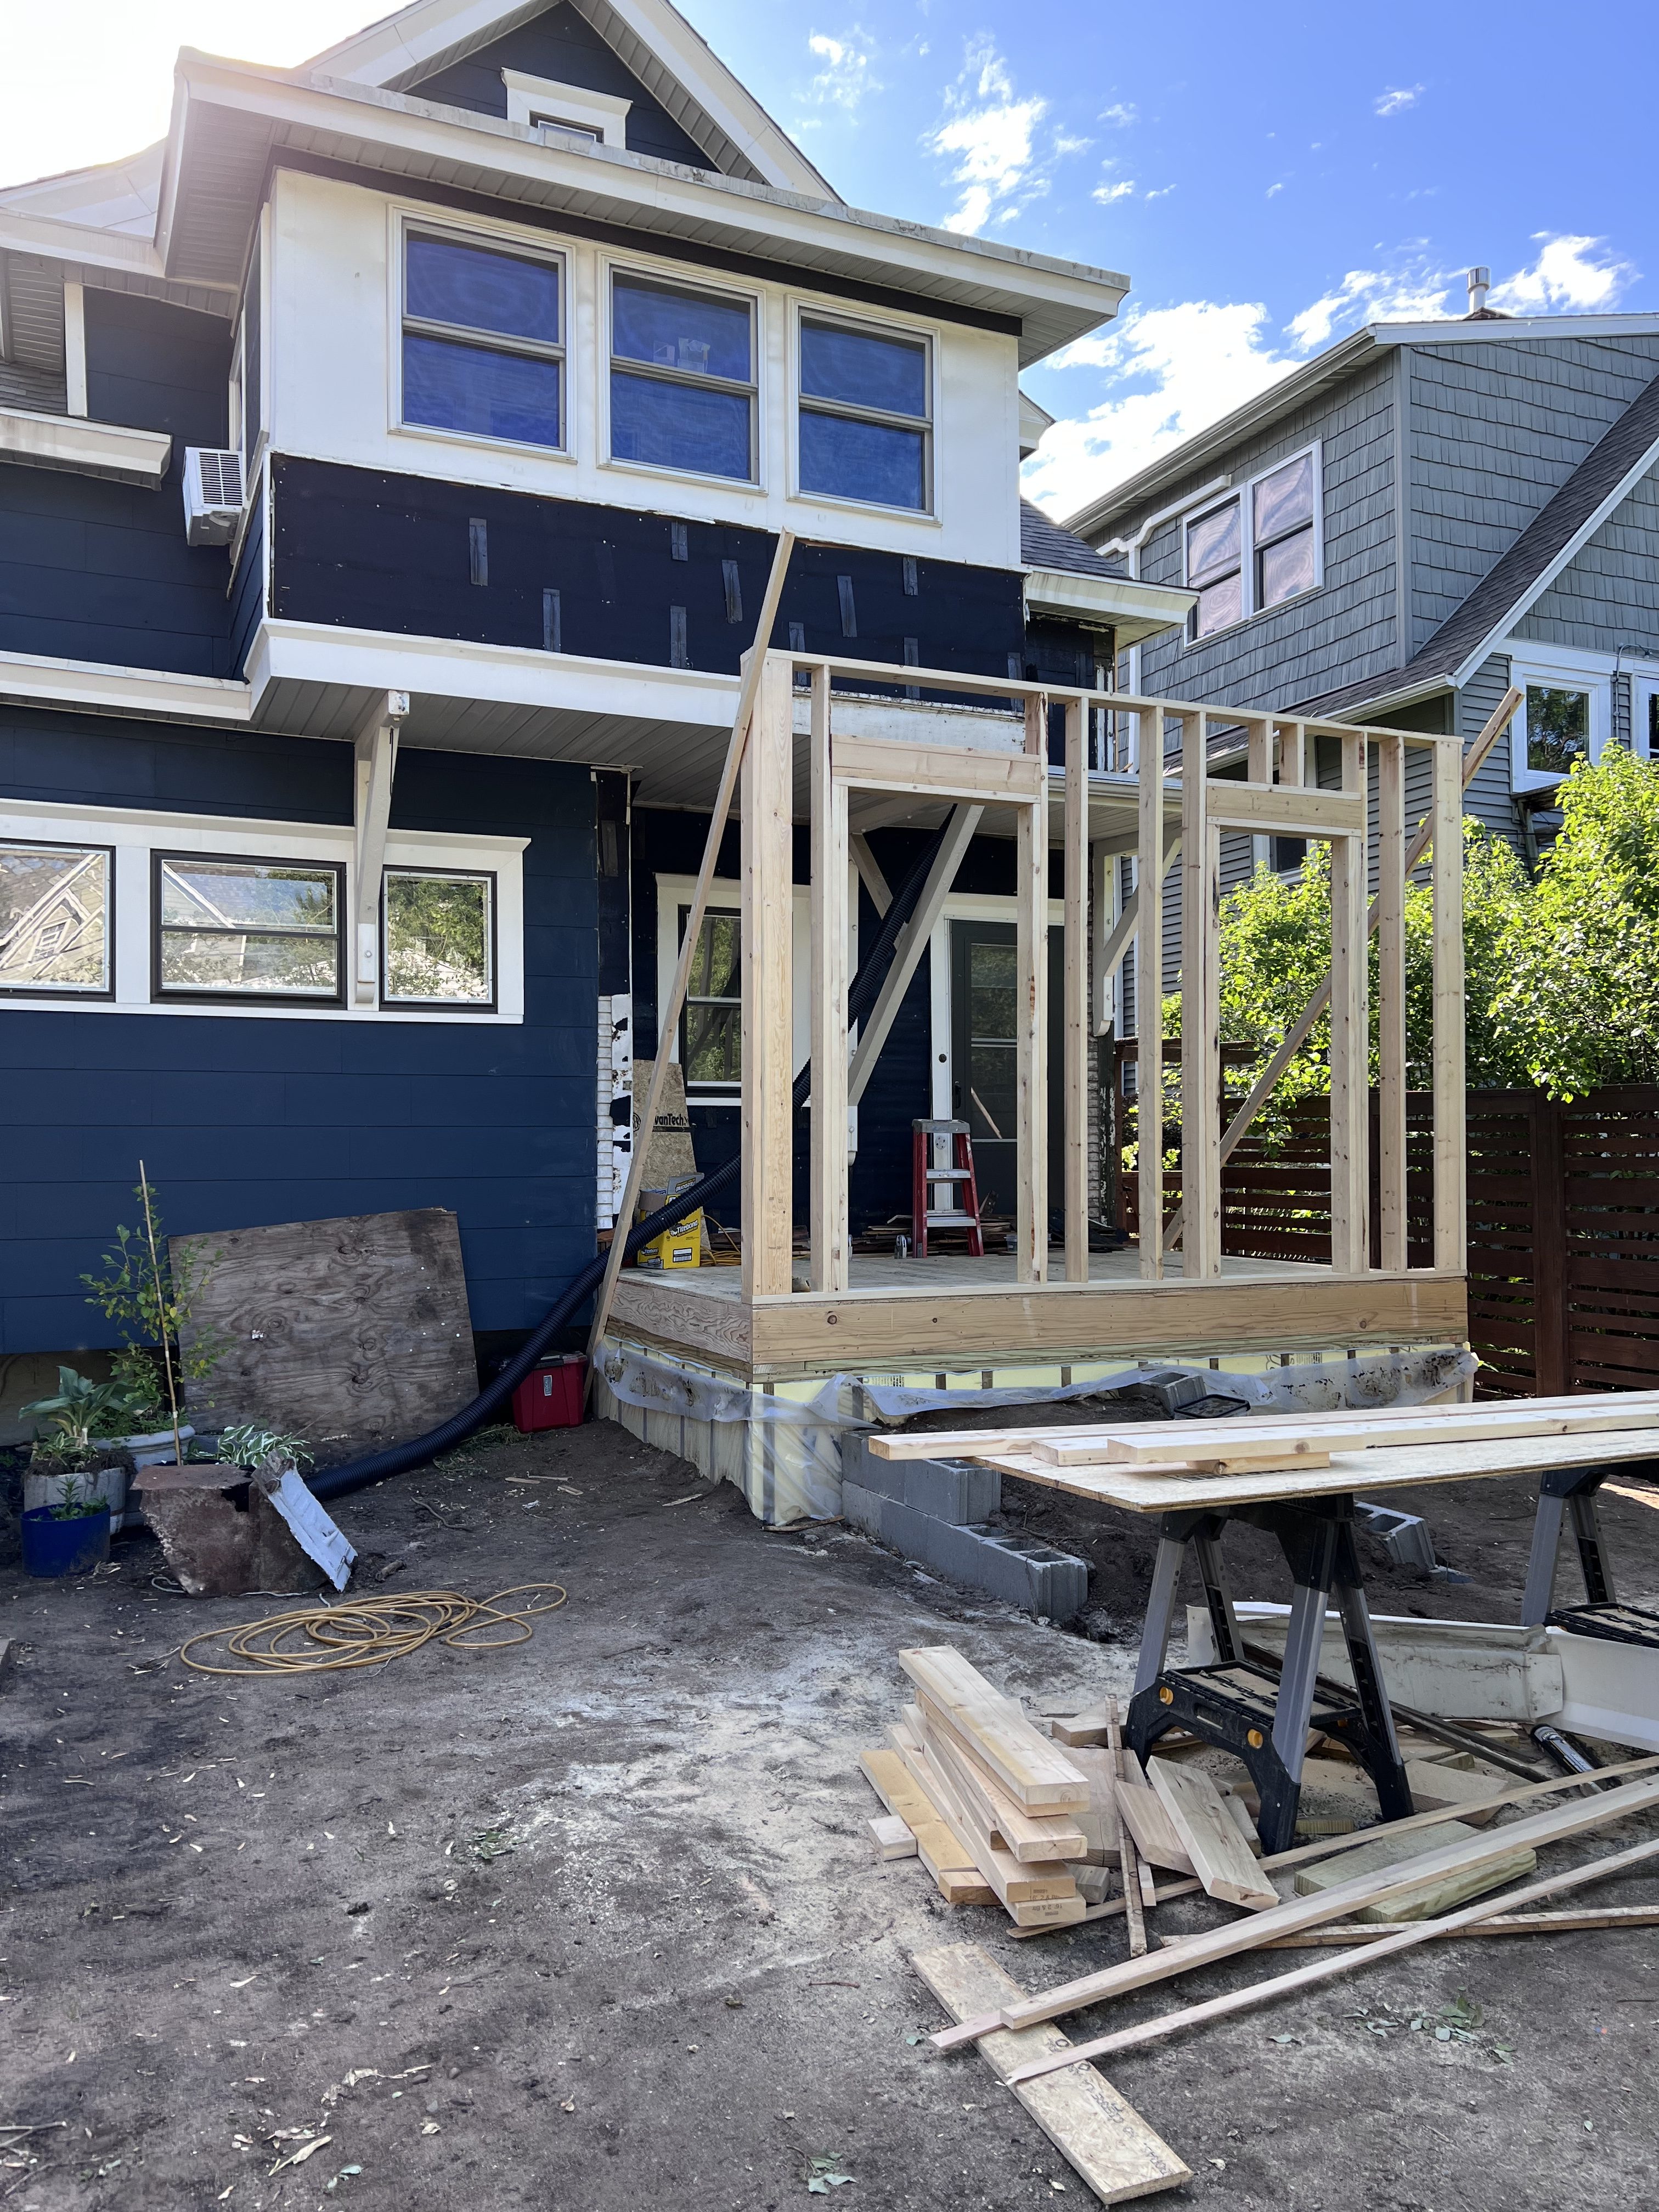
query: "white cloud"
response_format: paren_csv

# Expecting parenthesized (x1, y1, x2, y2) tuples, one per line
(1266, 182, 1284, 199)
(805, 30, 878, 112)
(1488, 233, 1638, 313)
(1286, 261, 1453, 348)
(924, 40, 1050, 235)
(1021, 300, 1302, 517)
(1092, 179, 1135, 205)
(1099, 101, 1137, 126)
(1374, 84, 1424, 116)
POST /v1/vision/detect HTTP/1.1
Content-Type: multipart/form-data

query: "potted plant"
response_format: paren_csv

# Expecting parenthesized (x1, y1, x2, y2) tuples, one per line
(19, 1462, 113, 1580)
(81, 1163, 221, 1479)
(20, 1364, 136, 1535)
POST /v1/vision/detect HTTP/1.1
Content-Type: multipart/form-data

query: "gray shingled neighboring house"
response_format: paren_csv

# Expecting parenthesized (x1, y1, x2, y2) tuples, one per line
(1063, 279, 1659, 887)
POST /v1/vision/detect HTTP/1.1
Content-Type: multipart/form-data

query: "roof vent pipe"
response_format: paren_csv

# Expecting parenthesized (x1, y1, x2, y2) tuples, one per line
(1466, 265, 1492, 315)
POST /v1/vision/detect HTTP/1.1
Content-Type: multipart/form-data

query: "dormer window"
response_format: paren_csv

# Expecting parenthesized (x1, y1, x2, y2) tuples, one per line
(608, 269, 757, 484)
(1185, 444, 1322, 641)
(400, 227, 565, 452)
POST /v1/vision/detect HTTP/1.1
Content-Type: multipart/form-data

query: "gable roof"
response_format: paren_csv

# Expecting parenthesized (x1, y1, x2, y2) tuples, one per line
(306, 0, 838, 199)
(1294, 364, 1659, 719)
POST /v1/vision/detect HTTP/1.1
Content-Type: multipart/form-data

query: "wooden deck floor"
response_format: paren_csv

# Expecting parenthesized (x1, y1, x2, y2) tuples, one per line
(656, 1246, 1322, 1302)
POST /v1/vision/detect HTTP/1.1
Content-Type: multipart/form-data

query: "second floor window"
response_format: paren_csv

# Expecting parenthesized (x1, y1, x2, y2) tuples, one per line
(402, 229, 565, 450)
(798, 314, 931, 511)
(610, 272, 756, 483)
(1187, 446, 1321, 640)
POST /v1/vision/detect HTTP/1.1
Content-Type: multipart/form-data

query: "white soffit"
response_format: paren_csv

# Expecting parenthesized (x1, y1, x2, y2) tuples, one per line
(161, 55, 1127, 365)
(1024, 567, 1196, 646)
(0, 408, 172, 487)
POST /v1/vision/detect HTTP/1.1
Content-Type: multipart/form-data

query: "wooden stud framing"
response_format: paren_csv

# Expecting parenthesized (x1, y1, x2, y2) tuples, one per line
(740, 650, 797, 1298)
(1375, 732, 1408, 1270)
(1017, 691, 1049, 1284)
(1180, 709, 1222, 1279)
(809, 664, 848, 1294)
(1063, 700, 1090, 1280)
(1328, 731, 1369, 1274)
(1136, 708, 1165, 1282)
(1432, 728, 1467, 1273)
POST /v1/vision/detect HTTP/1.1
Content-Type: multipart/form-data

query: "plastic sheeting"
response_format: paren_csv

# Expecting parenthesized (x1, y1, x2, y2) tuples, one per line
(594, 1335, 1477, 1527)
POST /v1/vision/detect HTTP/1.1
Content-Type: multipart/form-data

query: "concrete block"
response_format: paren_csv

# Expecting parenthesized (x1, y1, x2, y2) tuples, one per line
(876, 1494, 1088, 1621)
(842, 1432, 1001, 1523)
(841, 1479, 885, 1538)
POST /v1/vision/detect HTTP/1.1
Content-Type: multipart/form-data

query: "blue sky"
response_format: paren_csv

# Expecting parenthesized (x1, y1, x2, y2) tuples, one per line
(3, 1, 1648, 523)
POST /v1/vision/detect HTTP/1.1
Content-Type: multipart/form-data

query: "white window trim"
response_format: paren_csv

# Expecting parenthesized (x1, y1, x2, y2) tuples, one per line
(0, 799, 527, 1025)
(388, 207, 573, 466)
(789, 299, 938, 523)
(1507, 647, 1613, 795)
(927, 891, 1065, 1122)
(601, 253, 763, 494)
(502, 70, 630, 146)
(1630, 660, 1659, 763)
(654, 872, 857, 1130)
(1182, 442, 1323, 646)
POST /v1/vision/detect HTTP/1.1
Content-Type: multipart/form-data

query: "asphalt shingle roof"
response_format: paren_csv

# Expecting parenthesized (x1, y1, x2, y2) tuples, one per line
(1020, 498, 1129, 579)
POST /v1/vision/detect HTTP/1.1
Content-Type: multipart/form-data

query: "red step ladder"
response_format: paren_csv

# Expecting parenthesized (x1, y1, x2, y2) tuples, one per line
(911, 1118, 984, 1259)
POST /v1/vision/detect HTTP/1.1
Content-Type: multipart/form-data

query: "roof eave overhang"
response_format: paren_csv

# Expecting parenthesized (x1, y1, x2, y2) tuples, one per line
(159, 54, 1129, 364)
(1061, 330, 1380, 543)
(1023, 567, 1194, 646)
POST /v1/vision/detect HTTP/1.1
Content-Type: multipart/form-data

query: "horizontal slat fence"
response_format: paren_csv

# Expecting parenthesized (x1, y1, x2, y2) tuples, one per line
(1109, 1055, 1659, 1396)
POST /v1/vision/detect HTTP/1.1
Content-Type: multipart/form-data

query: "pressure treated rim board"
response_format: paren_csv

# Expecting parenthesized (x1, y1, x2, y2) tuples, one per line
(607, 1267, 1468, 1380)
(972, 1424, 1659, 1514)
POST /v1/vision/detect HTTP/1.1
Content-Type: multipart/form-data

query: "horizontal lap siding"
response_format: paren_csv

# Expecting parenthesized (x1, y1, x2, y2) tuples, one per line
(0, 716, 599, 1352)
(0, 290, 239, 677)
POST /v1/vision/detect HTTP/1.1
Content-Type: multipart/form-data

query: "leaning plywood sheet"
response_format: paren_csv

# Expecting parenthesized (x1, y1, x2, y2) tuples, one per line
(910, 1943, 1189, 2205)
(173, 1208, 476, 1468)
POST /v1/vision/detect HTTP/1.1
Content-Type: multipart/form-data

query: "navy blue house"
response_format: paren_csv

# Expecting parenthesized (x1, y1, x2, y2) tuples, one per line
(0, 0, 1186, 1419)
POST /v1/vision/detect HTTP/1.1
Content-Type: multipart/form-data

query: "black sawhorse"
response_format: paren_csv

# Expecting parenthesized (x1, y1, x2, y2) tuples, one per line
(1521, 1458, 1659, 1646)
(1125, 1494, 1414, 1854)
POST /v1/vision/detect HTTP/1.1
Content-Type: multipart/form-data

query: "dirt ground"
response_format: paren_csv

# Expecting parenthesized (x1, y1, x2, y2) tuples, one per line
(4, 1417, 1659, 2212)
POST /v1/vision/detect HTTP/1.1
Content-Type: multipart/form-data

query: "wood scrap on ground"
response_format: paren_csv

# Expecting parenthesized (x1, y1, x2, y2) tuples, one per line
(910, 1944, 1189, 2204)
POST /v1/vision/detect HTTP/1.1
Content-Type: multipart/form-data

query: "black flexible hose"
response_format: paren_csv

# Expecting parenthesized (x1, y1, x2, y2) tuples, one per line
(311, 819, 953, 1503)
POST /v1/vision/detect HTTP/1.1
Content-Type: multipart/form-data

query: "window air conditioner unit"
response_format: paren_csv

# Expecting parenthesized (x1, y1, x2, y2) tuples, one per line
(182, 447, 245, 547)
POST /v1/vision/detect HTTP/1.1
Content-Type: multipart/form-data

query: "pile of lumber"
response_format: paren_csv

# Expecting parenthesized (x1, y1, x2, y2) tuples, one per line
(861, 1647, 1280, 1943)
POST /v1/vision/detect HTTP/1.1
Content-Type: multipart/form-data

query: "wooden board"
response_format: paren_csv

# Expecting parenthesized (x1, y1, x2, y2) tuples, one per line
(910, 1943, 1190, 2205)
(860, 1748, 995, 1906)
(173, 1207, 475, 1469)
(870, 1814, 917, 1860)
(887, 1723, 1084, 1922)
(1147, 1759, 1278, 1910)
(1058, 1745, 1123, 1865)
(972, 1425, 1659, 1515)
(932, 1773, 1659, 2052)
(628, 1058, 699, 1188)
(1111, 1751, 1194, 1876)
(899, 1647, 1090, 1812)
(1292, 1819, 1537, 1923)
(917, 1702, 1091, 1863)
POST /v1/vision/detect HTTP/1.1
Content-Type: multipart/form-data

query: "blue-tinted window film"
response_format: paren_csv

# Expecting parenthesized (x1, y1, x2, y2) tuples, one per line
(801, 319, 927, 419)
(404, 335, 562, 448)
(799, 410, 925, 510)
(611, 370, 751, 480)
(406, 235, 560, 343)
(612, 275, 751, 382)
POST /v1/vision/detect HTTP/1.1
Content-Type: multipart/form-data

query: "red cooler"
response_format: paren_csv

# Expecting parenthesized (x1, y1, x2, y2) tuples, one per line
(511, 1352, 587, 1432)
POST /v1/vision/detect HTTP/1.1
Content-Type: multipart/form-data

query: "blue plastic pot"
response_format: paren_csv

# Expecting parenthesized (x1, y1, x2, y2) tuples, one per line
(21, 1506, 111, 1579)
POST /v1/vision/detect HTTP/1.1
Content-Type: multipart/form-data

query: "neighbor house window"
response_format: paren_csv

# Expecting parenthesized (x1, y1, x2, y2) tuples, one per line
(679, 905, 741, 1094)
(610, 272, 755, 482)
(0, 840, 112, 996)
(1186, 445, 1321, 640)
(402, 229, 565, 450)
(1525, 684, 1591, 778)
(382, 868, 495, 1009)
(798, 314, 931, 511)
(154, 855, 343, 1002)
